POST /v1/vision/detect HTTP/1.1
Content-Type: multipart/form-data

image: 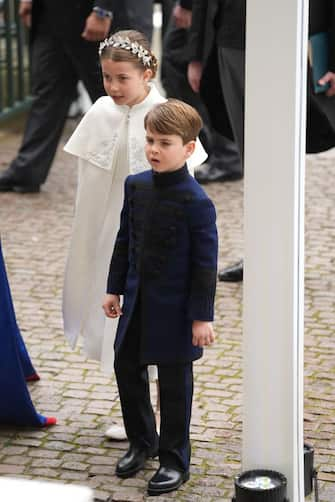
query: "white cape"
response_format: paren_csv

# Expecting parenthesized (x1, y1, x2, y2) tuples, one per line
(62, 84, 207, 374)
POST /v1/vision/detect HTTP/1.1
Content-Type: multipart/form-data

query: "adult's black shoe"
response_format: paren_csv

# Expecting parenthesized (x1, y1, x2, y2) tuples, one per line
(147, 466, 190, 496)
(0, 170, 40, 193)
(195, 164, 243, 185)
(218, 260, 243, 282)
(115, 444, 157, 478)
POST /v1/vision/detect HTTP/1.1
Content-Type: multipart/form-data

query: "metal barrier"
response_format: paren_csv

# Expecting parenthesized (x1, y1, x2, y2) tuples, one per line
(0, 0, 32, 121)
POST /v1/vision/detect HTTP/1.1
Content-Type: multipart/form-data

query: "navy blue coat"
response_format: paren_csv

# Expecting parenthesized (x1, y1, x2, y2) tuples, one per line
(107, 166, 218, 365)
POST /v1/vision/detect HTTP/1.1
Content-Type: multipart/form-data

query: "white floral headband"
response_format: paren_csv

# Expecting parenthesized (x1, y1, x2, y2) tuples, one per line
(99, 35, 153, 67)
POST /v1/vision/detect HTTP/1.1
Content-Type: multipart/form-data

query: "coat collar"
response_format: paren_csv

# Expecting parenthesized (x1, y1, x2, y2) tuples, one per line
(152, 165, 189, 188)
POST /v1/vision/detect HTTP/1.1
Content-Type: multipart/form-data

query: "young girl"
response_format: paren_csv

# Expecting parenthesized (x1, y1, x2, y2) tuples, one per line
(62, 30, 207, 437)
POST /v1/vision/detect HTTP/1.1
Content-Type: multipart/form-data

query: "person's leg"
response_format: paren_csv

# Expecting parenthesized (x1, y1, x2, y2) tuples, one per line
(0, 28, 78, 191)
(147, 362, 193, 495)
(217, 47, 245, 281)
(196, 131, 242, 184)
(114, 305, 158, 477)
(162, 21, 241, 182)
(217, 47, 245, 160)
(115, 358, 158, 451)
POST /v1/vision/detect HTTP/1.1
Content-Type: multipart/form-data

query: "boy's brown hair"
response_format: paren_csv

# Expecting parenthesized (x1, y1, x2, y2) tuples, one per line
(144, 99, 203, 144)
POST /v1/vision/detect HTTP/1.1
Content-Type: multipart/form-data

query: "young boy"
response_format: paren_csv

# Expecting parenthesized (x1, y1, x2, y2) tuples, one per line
(103, 99, 218, 496)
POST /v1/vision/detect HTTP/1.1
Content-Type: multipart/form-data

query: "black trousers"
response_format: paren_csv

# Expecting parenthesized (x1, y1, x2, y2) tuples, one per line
(161, 18, 241, 175)
(8, 11, 104, 186)
(114, 304, 193, 473)
(217, 47, 245, 161)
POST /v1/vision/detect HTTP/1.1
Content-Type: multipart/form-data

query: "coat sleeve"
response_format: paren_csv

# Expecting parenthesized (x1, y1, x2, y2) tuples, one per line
(93, 0, 114, 12)
(187, 197, 218, 321)
(180, 0, 192, 10)
(188, 0, 208, 62)
(106, 178, 130, 294)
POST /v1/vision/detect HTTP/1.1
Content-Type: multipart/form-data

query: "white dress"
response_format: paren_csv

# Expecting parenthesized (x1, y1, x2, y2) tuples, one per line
(62, 84, 207, 374)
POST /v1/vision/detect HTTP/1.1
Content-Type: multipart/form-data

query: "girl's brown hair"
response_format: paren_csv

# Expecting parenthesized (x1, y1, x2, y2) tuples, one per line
(99, 30, 158, 78)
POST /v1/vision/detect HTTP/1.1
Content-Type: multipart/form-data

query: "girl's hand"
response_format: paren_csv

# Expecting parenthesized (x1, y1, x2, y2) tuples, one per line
(319, 71, 335, 97)
(102, 294, 122, 318)
(192, 321, 215, 347)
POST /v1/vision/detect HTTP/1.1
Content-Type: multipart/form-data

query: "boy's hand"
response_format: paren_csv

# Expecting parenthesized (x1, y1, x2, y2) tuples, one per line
(102, 294, 122, 318)
(192, 321, 215, 347)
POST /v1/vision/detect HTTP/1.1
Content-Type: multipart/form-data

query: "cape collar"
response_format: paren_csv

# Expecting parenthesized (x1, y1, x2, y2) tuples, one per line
(152, 165, 189, 188)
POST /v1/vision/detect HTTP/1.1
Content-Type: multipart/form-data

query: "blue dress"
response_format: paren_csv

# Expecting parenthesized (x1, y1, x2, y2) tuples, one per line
(0, 240, 54, 426)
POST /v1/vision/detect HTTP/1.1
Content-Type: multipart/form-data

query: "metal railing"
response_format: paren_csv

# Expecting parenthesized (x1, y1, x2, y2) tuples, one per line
(0, 0, 32, 121)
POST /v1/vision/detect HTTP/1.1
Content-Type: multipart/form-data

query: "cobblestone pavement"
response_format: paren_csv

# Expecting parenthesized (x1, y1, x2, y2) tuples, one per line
(0, 117, 334, 502)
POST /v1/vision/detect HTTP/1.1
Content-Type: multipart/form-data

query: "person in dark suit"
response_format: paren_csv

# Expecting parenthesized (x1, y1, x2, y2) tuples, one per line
(307, 0, 335, 153)
(161, 0, 242, 184)
(188, 0, 245, 281)
(187, 0, 335, 283)
(103, 99, 217, 496)
(0, 0, 153, 193)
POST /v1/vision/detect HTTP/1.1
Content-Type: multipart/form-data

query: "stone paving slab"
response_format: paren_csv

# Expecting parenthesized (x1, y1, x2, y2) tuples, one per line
(0, 118, 334, 501)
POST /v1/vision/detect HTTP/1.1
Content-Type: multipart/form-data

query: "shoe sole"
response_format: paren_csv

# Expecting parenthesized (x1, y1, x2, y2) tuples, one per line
(147, 472, 190, 496)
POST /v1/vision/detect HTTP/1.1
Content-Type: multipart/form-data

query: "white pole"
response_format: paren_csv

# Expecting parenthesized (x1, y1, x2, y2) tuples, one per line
(243, 0, 308, 500)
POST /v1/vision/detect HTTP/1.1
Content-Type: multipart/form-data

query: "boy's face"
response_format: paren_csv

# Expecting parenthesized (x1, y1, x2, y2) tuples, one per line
(101, 59, 152, 107)
(145, 128, 195, 173)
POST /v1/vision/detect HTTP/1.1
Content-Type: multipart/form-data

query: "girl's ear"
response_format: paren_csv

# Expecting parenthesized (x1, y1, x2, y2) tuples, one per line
(143, 68, 153, 82)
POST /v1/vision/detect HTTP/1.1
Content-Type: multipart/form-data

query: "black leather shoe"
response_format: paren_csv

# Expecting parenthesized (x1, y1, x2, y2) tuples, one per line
(147, 466, 190, 496)
(195, 165, 242, 184)
(115, 445, 157, 478)
(0, 171, 40, 193)
(218, 260, 243, 282)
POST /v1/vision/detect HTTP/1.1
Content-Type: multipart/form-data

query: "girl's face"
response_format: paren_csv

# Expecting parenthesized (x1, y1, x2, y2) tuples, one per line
(101, 59, 152, 107)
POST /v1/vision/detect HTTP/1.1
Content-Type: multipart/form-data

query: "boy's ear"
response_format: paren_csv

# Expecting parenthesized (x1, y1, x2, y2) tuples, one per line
(185, 140, 196, 158)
